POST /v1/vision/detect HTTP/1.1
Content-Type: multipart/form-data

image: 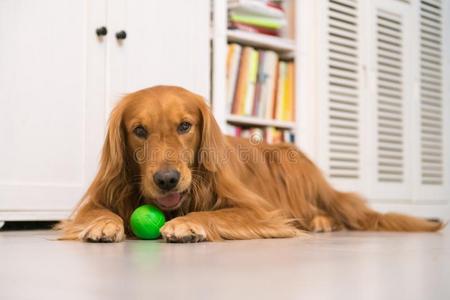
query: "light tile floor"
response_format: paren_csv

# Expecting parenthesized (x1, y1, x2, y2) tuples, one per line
(1, 228, 449, 300)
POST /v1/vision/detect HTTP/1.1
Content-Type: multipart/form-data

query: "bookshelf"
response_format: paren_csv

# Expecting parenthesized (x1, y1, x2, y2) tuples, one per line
(211, 0, 316, 152)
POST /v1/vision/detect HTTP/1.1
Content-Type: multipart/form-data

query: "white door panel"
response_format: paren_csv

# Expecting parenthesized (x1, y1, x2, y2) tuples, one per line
(364, 0, 415, 201)
(412, 0, 450, 202)
(108, 0, 210, 107)
(319, 0, 364, 193)
(0, 0, 106, 213)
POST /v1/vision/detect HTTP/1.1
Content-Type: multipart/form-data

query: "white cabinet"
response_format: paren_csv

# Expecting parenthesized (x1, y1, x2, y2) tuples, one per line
(0, 0, 210, 221)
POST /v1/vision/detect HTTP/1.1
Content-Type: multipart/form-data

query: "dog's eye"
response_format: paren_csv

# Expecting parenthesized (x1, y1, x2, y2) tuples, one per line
(177, 121, 192, 134)
(133, 126, 148, 139)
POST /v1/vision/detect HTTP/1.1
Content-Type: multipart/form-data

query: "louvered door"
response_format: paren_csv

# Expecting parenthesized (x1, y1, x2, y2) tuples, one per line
(364, 0, 415, 200)
(319, 0, 363, 193)
(413, 0, 449, 202)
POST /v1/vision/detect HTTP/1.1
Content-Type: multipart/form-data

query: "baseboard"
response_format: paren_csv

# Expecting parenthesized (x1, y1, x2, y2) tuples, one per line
(0, 210, 71, 221)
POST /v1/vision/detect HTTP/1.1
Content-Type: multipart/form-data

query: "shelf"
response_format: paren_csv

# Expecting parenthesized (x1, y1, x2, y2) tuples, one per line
(226, 114, 296, 129)
(226, 30, 295, 53)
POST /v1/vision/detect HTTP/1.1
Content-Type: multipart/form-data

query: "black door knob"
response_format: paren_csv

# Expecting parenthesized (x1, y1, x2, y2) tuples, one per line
(95, 26, 108, 37)
(116, 30, 127, 40)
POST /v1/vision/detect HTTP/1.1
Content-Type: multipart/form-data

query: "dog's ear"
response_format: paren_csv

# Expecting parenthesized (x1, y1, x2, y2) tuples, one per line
(85, 98, 136, 215)
(197, 98, 227, 172)
(101, 104, 127, 179)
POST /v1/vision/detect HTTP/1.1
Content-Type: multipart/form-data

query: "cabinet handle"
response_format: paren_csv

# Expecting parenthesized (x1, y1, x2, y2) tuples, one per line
(95, 26, 108, 37)
(116, 30, 127, 40)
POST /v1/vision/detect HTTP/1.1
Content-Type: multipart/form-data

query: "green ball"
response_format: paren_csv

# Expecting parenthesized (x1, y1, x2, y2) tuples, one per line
(130, 204, 166, 239)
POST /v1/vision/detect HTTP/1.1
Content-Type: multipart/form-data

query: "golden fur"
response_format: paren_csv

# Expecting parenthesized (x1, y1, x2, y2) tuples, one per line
(57, 86, 443, 242)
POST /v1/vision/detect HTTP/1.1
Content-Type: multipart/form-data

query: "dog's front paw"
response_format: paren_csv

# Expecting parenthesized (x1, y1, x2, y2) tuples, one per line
(160, 218, 207, 243)
(80, 217, 125, 243)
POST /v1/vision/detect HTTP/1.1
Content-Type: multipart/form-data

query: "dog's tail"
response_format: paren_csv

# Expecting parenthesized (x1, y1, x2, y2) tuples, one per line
(317, 177, 443, 232)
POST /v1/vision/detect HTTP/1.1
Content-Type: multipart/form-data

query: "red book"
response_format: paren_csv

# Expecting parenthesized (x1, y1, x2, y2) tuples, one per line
(229, 21, 280, 36)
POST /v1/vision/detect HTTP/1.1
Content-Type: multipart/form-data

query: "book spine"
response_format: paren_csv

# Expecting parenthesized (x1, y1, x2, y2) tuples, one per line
(229, 22, 280, 36)
(267, 59, 279, 119)
(229, 13, 287, 29)
(288, 62, 295, 121)
(282, 62, 288, 120)
(232, 47, 252, 115)
(226, 44, 235, 112)
(243, 49, 259, 116)
(264, 51, 278, 119)
(275, 61, 286, 120)
(253, 50, 265, 116)
(226, 44, 242, 114)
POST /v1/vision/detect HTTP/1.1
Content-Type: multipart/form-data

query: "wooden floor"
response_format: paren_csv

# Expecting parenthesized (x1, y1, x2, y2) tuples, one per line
(1, 229, 449, 300)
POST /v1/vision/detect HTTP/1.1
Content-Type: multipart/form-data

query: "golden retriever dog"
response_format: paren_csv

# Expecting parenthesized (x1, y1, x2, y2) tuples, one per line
(57, 86, 443, 242)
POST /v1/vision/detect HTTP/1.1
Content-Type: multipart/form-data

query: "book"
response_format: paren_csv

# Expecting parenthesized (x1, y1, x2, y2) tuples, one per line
(226, 44, 242, 113)
(267, 60, 278, 119)
(229, 21, 280, 36)
(232, 47, 252, 114)
(258, 50, 278, 119)
(228, 0, 287, 36)
(252, 50, 265, 116)
(228, 0, 285, 19)
(274, 61, 287, 120)
(229, 13, 287, 30)
(284, 62, 294, 121)
(242, 48, 259, 115)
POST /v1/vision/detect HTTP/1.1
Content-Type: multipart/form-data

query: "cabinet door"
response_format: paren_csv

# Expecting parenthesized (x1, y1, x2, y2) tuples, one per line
(362, 0, 416, 201)
(107, 0, 210, 107)
(318, 0, 364, 193)
(412, 0, 450, 203)
(0, 0, 106, 219)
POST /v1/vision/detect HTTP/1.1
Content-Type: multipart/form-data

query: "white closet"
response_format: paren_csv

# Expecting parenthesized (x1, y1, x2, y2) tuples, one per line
(315, 0, 450, 217)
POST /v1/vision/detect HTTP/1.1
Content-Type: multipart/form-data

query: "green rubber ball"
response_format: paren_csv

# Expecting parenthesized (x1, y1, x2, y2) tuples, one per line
(130, 204, 166, 239)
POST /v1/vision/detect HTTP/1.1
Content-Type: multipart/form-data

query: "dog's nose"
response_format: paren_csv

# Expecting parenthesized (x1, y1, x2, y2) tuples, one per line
(153, 169, 180, 191)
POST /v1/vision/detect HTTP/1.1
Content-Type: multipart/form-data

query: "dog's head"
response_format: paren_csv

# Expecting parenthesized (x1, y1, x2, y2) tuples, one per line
(101, 86, 226, 211)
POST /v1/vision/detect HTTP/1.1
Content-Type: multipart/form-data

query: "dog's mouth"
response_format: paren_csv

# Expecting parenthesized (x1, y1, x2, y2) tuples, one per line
(153, 192, 186, 211)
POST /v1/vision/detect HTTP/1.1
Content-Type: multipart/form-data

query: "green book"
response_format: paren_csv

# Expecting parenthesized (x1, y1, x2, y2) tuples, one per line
(230, 13, 286, 29)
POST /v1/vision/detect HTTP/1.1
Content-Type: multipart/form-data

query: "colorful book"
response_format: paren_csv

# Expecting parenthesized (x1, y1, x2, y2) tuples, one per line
(229, 21, 280, 36)
(274, 61, 287, 120)
(259, 51, 278, 119)
(283, 62, 295, 121)
(228, 1, 285, 19)
(229, 13, 287, 30)
(226, 44, 242, 113)
(242, 49, 259, 115)
(232, 47, 252, 114)
(267, 61, 279, 119)
(252, 50, 265, 116)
